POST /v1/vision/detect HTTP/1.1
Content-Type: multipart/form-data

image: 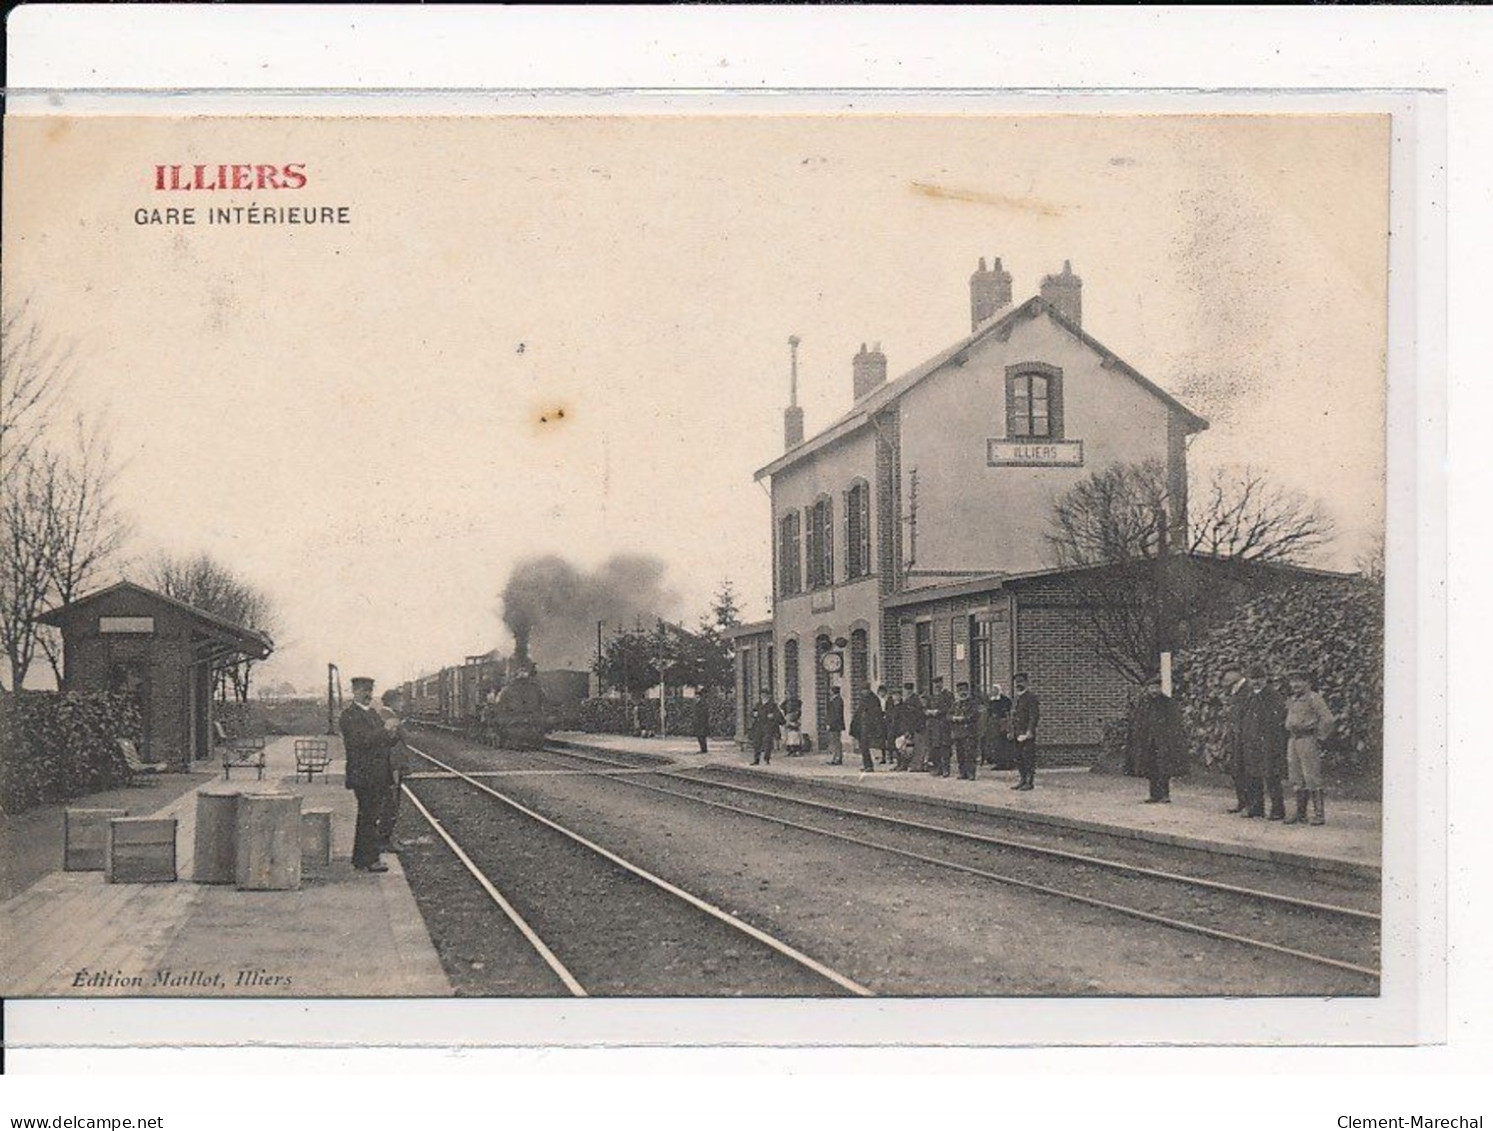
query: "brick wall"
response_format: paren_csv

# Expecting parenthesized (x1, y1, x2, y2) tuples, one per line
(1015, 595, 1133, 762)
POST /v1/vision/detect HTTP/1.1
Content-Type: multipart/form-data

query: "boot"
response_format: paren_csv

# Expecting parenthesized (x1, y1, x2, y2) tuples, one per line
(1310, 789, 1325, 826)
(1283, 789, 1308, 825)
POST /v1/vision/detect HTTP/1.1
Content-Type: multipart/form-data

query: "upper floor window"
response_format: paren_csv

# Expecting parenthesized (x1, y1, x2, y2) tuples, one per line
(778, 511, 802, 596)
(806, 496, 834, 589)
(845, 480, 871, 580)
(1006, 364, 1064, 440)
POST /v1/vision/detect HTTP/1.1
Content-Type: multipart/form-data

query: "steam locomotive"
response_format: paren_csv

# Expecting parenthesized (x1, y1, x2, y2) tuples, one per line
(401, 650, 588, 749)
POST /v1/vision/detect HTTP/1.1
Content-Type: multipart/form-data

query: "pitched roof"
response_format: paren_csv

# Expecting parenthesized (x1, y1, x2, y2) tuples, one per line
(38, 579, 275, 659)
(755, 295, 1209, 481)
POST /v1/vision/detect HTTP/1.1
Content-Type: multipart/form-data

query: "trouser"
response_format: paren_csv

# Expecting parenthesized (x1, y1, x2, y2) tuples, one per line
(1148, 771, 1170, 801)
(1232, 773, 1251, 811)
(697, 735, 708, 754)
(1015, 740, 1037, 785)
(880, 741, 894, 765)
(1286, 735, 1323, 790)
(827, 732, 844, 764)
(859, 734, 876, 771)
(376, 774, 402, 847)
(954, 737, 979, 779)
(933, 743, 952, 776)
(752, 734, 773, 763)
(909, 733, 929, 773)
(1243, 775, 1285, 817)
(352, 786, 385, 867)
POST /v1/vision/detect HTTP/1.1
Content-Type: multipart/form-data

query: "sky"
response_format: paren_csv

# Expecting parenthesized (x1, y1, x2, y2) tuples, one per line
(2, 113, 1389, 692)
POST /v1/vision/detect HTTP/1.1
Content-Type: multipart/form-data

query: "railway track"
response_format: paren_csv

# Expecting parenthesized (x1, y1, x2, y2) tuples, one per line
(415, 735, 1380, 985)
(401, 743, 871, 998)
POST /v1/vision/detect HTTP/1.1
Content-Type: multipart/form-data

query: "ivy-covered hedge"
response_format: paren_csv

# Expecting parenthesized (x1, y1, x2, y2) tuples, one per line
(0, 691, 144, 814)
(1173, 577, 1384, 777)
(577, 695, 735, 738)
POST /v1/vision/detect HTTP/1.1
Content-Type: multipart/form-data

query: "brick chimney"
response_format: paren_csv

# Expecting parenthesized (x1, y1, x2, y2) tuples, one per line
(784, 335, 805, 450)
(969, 256, 1013, 330)
(1040, 260, 1082, 329)
(852, 342, 888, 401)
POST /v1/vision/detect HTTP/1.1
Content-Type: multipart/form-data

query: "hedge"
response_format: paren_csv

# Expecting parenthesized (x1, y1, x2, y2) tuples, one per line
(0, 690, 144, 814)
(577, 694, 735, 738)
(1172, 577, 1384, 776)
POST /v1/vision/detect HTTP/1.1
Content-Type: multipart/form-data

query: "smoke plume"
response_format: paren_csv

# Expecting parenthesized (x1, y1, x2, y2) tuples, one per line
(501, 554, 681, 671)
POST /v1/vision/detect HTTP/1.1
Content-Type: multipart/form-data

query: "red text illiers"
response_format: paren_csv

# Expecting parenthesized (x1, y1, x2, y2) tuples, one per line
(154, 164, 308, 191)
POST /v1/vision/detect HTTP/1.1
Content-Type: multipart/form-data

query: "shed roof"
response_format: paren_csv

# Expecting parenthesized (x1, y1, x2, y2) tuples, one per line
(39, 580, 275, 660)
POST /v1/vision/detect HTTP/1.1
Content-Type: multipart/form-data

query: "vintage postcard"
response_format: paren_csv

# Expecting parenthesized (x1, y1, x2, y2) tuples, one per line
(0, 86, 1431, 1048)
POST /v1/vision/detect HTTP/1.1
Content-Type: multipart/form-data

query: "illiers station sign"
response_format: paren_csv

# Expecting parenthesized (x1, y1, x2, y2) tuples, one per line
(986, 439, 1084, 467)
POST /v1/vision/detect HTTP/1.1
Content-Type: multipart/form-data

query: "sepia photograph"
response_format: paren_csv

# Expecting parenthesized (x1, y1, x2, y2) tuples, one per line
(0, 104, 1398, 1016)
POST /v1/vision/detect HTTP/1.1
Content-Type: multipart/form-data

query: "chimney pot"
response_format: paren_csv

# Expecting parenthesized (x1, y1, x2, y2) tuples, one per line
(852, 341, 888, 402)
(1040, 260, 1083, 329)
(969, 254, 1013, 331)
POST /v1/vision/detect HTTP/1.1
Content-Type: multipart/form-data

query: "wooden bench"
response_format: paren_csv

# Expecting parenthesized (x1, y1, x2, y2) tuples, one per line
(117, 738, 168, 785)
(294, 738, 332, 782)
(221, 735, 266, 780)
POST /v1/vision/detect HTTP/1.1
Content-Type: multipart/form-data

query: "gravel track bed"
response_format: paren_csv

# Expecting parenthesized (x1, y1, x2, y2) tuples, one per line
(547, 745, 1380, 910)
(402, 774, 853, 997)
(604, 768, 1382, 974)
(410, 733, 1377, 997)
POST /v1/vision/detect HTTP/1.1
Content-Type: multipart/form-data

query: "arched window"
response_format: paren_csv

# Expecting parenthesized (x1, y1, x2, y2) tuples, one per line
(806, 496, 834, 589)
(845, 480, 871, 580)
(814, 633, 833, 743)
(850, 628, 869, 701)
(1006, 364, 1064, 439)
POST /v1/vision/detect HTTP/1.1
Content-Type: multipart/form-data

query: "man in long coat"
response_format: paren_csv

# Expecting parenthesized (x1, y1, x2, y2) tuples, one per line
(340, 676, 401, 873)
(1125, 673, 1188, 802)
(1238, 663, 1288, 820)
(1010, 673, 1041, 790)
(824, 685, 847, 766)
(850, 686, 884, 772)
(950, 681, 983, 780)
(692, 688, 713, 755)
(925, 677, 955, 778)
(893, 683, 923, 771)
(748, 689, 784, 766)
(1221, 662, 1253, 814)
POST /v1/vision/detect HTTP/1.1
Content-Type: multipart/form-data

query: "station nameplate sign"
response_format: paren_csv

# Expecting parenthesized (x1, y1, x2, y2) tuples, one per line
(99, 616, 155, 634)
(987, 439, 1084, 467)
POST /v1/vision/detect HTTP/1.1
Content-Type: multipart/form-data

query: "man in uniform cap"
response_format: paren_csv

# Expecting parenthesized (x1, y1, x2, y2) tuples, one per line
(950, 681, 982, 781)
(1239, 662, 1288, 820)
(1220, 660, 1253, 814)
(339, 677, 402, 872)
(1126, 672, 1187, 803)
(1010, 673, 1041, 790)
(924, 676, 954, 778)
(892, 682, 921, 771)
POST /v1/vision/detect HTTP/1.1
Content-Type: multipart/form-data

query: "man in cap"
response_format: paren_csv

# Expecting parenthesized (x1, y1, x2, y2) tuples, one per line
(924, 676, 955, 778)
(824, 684, 847, 766)
(1284, 671, 1335, 825)
(1238, 662, 1288, 820)
(374, 687, 412, 853)
(749, 688, 784, 766)
(950, 681, 982, 780)
(850, 683, 884, 772)
(892, 682, 921, 771)
(339, 677, 402, 873)
(1126, 672, 1187, 803)
(1010, 673, 1041, 790)
(1220, 661, 1253, 814)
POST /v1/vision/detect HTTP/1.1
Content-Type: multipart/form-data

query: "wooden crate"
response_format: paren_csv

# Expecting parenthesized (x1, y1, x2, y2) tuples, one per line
(235, 792, 302, 891)
(105, 817, 178, 884)
(65, 808, 129, 871)
(300, 808, 333, 872)
(192, 789, 242, 884)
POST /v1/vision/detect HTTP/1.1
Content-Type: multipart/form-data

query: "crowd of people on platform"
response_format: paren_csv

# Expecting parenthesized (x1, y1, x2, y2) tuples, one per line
(746, 674, 1042, 789)
(745, 659, 1337, 827)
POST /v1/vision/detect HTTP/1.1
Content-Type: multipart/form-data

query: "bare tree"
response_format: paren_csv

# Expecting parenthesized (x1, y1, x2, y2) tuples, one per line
(0, 299, 70, 484)
(1190, 465, 1334, 563)
(0, 454, 59, 689)
(148, 552, 276, 702)
(1046, 460, 1335, 685)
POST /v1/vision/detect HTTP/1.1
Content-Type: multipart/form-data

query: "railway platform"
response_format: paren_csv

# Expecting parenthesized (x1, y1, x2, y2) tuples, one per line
(0, 735, 451, 998)
(553, 732, 1382, 880)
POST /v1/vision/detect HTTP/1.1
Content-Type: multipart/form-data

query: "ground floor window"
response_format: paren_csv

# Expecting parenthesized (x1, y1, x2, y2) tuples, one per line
(915, 621, 933, 694)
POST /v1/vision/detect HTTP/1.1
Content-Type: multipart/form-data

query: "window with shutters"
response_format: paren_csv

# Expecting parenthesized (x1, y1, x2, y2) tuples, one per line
(777, 511, 802, 596)
(845, 480, 871, 580)
(1006, 364, 1064, 440)
(806, 496, 834, 589)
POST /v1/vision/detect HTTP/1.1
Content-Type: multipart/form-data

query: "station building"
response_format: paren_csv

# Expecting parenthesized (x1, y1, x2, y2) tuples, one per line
(734, 259, 1210, 758)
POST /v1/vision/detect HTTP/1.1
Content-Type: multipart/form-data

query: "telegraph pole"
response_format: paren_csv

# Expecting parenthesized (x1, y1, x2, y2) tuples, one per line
(1154, 507, 1174, 695)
